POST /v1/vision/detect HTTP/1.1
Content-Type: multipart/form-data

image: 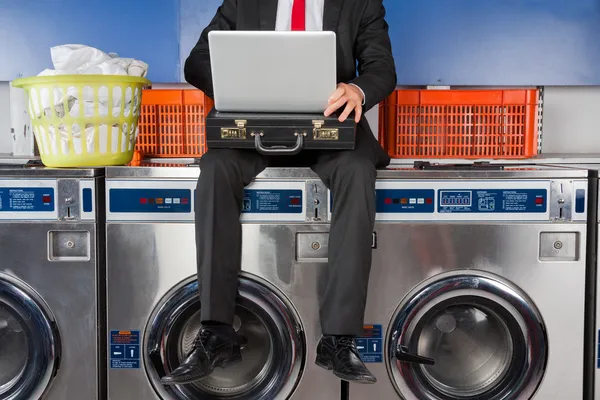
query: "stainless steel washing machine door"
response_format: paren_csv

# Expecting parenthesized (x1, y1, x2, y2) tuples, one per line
(0, 273, 61, 400)
(145, 274, 305, 400)
(387, 270, 547, 400)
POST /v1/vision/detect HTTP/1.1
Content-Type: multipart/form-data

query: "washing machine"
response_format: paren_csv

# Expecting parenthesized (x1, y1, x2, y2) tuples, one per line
(0, 163, 105, 400)
(344, 165, 589, 400)
(533, 162, 599, 400)
(105, 165, 341, 399)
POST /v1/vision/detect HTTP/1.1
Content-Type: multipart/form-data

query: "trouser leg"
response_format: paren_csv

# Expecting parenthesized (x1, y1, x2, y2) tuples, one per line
(312, 150, 377, 336)
(195, 149, 267, 324)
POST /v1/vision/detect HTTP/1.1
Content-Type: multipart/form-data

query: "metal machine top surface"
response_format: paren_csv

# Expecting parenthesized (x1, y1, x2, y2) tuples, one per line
(106, 164, 589, 180)
(0, 161, 104, 178)
(538, 163, 600, 170)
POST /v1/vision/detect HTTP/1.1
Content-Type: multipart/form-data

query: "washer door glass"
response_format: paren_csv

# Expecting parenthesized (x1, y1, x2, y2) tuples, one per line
(0, 273, 60, 400)
(146, 276, 305, 400)
(388, 272, 547, 400)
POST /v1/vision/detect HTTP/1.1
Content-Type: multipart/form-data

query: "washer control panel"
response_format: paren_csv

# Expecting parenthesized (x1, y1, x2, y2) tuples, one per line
(106, 179, 328, 223)
(437, 189, 547, 214)
(376, 189, 435, 213)
(109, 188, 192, 213)
(0, 178, 96, 221)
(328, 179, 587, 222)
(242, 189, 303, 214)
(0, 187, 55, 212)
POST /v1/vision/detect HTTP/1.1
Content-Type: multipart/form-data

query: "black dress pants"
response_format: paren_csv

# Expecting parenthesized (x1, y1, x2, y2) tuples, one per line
(194, 127, 383, 336)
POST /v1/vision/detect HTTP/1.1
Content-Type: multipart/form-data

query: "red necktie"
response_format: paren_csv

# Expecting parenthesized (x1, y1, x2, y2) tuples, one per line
(291, 0, 306, 31)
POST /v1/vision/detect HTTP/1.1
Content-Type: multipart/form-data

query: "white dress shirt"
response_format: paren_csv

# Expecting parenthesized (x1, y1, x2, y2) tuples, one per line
(274, 0, 366, 105)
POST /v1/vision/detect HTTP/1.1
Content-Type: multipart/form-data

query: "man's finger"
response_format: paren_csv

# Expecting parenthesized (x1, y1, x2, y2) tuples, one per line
(354, 105, 362, 123)
(324, 97, 348, 117)
(338, 101, 355, 122)
(328, 86, 346, 104)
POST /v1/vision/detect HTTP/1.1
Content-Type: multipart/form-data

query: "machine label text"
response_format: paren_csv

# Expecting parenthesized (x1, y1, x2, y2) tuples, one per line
(242, 189, 303, 213)
(0, 187, 54, 212)
(438, 189, 547, 213)
(357, 324, 383, 363)
(110, 330, 141, 369)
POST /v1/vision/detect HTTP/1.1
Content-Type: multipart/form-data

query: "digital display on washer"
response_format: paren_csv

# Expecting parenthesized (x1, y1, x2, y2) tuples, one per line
(241, 189, 303, 213)
(438, 189, 547, 213)
(109, 189, 192, 213)
(0, 187, 54, 212)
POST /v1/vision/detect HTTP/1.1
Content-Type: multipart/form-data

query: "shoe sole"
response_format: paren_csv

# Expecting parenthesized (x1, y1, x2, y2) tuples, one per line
(161, 354, 243, 385)
(333, 371, 377, 384)
(315, 356, 377, 384)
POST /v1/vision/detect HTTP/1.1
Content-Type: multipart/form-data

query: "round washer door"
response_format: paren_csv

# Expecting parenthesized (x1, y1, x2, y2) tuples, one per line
(387, 271, 547, 400)
(0, 273, 61, 400)
(145, 275, 305, 400)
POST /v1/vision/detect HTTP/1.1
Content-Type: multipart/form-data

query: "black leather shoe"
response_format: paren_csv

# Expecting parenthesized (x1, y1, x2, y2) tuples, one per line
(315, 335, 377, 384)
(160, 324, 242, 385)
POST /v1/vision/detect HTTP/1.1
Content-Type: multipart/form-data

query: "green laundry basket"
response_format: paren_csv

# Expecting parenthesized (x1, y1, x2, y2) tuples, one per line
(12, 75, 151, 168)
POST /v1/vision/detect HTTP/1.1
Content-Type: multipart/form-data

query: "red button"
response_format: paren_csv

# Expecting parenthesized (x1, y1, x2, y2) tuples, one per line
(384, 198, 392, 205)
(290, 197, 300, 205)
(535, 197, 544, 205)
(140, 198, 148, 204)
(425, 198, 433, 204)
(42, 195, 51, 203)
(182, 198, 189, 205)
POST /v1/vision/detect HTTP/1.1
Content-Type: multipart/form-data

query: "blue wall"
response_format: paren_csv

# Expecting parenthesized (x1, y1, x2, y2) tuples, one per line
(180, 0, 223, 82)
(0, 0, 180, 82)
(387, 0, 600, 85)
(2, 0, 600, 85)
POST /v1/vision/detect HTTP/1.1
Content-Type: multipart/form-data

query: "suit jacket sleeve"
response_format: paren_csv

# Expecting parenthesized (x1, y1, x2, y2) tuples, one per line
(184, 0, 237, 98)
(349, 0, 397, 111)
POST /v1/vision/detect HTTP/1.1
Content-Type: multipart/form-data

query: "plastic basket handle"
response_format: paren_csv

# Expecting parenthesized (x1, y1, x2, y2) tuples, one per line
(253, 132, 304, 156)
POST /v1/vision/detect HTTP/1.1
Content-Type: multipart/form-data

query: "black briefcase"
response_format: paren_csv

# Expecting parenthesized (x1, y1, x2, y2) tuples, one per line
(205, 110, 356, 155)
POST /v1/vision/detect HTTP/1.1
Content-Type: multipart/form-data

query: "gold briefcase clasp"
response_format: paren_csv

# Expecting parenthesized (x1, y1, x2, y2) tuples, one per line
(221, 120, 247, 139)
(312, 120, 339, 140)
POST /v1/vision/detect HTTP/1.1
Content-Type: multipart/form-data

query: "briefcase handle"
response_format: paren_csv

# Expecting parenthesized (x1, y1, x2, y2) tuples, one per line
(253, 132, 305, 156)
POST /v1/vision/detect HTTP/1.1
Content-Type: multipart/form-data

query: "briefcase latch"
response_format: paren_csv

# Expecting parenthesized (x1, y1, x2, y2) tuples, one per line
(312, 120, 339, 141)
(221, 120, 247, 139)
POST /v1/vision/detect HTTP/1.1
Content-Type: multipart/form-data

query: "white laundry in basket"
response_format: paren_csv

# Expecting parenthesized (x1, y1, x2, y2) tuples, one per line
(31, 45, 148, 155)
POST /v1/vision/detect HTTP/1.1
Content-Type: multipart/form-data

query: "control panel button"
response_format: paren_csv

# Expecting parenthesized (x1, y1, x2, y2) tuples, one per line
(109, 189, 192, 213)
(375, 189, 435, 214)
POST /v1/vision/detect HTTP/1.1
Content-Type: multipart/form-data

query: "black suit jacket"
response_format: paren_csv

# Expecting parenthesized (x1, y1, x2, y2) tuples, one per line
(185, 0, 397, 167)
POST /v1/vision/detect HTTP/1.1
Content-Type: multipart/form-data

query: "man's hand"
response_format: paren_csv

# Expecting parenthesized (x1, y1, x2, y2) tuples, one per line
(324, 83, 364, 123)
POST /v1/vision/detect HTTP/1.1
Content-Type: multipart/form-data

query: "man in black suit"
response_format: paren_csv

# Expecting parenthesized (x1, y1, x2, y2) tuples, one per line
(161, 0, 396, 385)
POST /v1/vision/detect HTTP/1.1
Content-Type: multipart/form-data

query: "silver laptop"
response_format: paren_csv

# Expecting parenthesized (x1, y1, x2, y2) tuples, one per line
(208, 31, 337, 113)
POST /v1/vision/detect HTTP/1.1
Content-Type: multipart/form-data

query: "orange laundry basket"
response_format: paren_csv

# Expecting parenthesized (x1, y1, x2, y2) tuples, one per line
(135, 89, 213, 158)
(381, 89, 540, 159)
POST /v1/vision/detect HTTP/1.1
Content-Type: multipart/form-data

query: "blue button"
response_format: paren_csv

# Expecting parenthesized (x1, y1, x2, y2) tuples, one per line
(82, 188, 93, 213)
(575, 189, 585, 214)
